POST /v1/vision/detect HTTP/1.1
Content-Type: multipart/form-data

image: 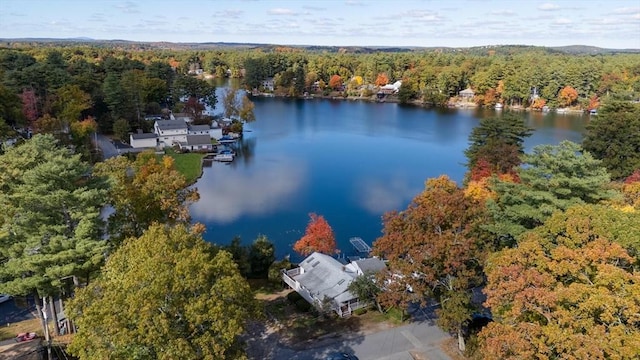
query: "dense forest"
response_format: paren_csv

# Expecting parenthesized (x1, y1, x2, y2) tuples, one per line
(0, 42, 639, 359)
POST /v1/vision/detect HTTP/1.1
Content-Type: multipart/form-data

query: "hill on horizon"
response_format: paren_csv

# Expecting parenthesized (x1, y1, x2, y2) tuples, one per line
(1, 37, 639, 55)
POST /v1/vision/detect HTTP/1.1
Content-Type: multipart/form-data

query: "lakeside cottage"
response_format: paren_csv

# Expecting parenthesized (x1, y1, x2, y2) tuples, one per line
(282, 252, 386, 317)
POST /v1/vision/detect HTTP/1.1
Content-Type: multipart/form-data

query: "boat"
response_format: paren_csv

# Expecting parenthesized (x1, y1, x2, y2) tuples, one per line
(213, 153, 234, 162)
(589, 109, 598, 116)
(218, 135, 237, 144)
(494, 103, 503, 110)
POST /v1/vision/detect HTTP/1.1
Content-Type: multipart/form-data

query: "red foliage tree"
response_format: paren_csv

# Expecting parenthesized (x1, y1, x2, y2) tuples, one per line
(624, 169, 640, 184)
(20, 88, 39, 126)
(293, 213, 337, 256)
(328, 75, 342, 90)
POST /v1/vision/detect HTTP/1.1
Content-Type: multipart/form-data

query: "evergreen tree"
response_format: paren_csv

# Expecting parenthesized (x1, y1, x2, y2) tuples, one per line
(0, 134, 108, 296)
(583, 101, 640, 180)
(464, 113, 532, 175)
(488, 141, 614, 243)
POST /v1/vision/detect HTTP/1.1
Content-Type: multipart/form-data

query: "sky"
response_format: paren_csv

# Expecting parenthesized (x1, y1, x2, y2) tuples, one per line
(1, 0, 639, 49)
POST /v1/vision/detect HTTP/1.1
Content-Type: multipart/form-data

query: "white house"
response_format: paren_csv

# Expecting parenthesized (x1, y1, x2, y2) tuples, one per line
(282, 252, 386, 317)
(154, 120, 188, 147)
(129, 132, 157, 149)
(170, 112, 193, 123)
(378, 80, 402, 95)
(178, 135, 214, 152)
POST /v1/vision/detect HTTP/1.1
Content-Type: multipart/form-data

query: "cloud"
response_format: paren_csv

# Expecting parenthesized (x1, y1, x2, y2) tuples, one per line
(268, 8, 296, 15)
(345, 0, 365, 6)
(303, 5, 326, 11)
(554, 17, 572, 25)
(611, 7, 640, 14)
(190, 159, 306, 224)
(115, 1, 139, 14)
(490, 10, 515, 16)
(215, 9, 244, 19)
(538, 3, 560, 11)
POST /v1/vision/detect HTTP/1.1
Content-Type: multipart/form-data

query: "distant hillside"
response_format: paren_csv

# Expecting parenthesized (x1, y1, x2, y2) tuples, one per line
(0, 38, 638, 55)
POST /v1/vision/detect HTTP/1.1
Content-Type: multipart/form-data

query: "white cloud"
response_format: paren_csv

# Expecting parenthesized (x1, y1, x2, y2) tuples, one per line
(611, 7, 640, 14)
(538, 3, 560, 11)
(268, 8, 296, 15)
(345, 0, 365, 6)
(490, 10, 515, 16)
(554, 17, 572, 25)
(115, 1, 139, 14)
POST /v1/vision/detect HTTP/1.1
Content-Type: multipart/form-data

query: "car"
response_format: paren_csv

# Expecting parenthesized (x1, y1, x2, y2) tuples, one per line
(326, 352, 359, 360)
(0, 294, 11, 304)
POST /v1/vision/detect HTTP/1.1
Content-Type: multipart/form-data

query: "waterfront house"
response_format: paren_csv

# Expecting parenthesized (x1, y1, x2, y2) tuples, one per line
(378, 80, 402, 95)
(154, 119, 188, 147)
(459, 88, 475, 101)
(189, 124, 212, 136)
(178, 134, 214, 152)
(282, 252, 386, 317)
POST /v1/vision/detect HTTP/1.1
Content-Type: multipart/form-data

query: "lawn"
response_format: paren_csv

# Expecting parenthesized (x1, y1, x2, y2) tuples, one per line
(160, 149, 206, 184)
(0, 318, 43, 341)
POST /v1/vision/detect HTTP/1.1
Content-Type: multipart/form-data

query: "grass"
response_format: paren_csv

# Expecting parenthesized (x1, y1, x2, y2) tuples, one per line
(161, 148, 206, 184)
(0, 318, 43, 341)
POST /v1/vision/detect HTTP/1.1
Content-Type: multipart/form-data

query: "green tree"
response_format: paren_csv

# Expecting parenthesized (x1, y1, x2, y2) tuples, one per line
(67, 224, 258, 360)
(480, 205, 640, 359)
(464, 113, 532, 175)
(583, 101, 640, 180)
(53, 84, 92, 124)
(488, 141, 614, 242)
(249, 234, 275, 279)
(112, 118, 130, 141)
(347, 271, 383, 313)
(93, 152, 198, 246)
(0, 134, 108, 335)
(225, 236, 251, 277)
(173, 75, 217, 109)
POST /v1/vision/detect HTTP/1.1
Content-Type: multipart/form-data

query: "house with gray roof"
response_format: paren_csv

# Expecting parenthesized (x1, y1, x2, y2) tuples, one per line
(282, 252, 386, 317)
(154, 120, 188, 147)
(178, 134, 213, 152)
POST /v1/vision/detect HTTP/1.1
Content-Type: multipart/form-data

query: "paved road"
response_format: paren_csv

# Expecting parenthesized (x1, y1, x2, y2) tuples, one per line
(248, 305, 451, 360)
(95, 134, 118, 159)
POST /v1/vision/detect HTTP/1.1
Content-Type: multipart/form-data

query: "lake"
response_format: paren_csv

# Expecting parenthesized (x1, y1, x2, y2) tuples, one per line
(190, 97, 587, 260)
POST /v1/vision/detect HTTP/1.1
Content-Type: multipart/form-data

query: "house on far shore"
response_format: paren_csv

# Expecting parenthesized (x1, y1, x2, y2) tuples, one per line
(378, 80, 402, 95)
(459, 88, 475, 101)
(282, 252, 386, 317)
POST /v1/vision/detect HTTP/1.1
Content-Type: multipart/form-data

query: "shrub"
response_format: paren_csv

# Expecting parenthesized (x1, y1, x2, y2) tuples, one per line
(294, 299, 312, 312)
(286, 291, 303, 303)
(353, 308, 368, 316)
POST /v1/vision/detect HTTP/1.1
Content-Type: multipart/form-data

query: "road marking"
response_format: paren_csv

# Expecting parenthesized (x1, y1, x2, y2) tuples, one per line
(401, 330, 423, 348)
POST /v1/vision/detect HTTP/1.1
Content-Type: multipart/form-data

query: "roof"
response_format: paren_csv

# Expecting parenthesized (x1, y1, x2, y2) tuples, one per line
(155, 119, 188, 131)
(131, 133, 157, 140)
(352, 258, 386, 274)
(186, 135, 211, 146)
(459, 88, 475, 95)
(296, 252, 356, 303)
(189, 124, 211, 132)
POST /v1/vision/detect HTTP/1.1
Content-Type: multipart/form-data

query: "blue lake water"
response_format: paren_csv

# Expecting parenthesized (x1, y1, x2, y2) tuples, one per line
(191, 97, 587, 260)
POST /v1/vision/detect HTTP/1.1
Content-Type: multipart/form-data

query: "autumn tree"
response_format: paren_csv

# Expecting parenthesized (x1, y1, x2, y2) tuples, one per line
(221, 88, 256, 124)
(328, 75, 342, 90)
(488, 141, 614, 243)
(20, 87, 39, 126)
(373, 176, 490, 350)
(464, 113, 532, 175)
(293, 213, 337, 256)
(557, 85, 578, 107)
(583, 101, 640, 179)
(480, 205, 640, 359)
(93, 151, 198, 247)
(375, 73, 389, 86)
(67, 224, 258, 360)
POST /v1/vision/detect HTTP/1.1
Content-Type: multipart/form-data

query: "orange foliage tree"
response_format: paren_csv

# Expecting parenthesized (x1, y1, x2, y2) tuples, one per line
(373, 176, 490, 350)
(293, 213, 337, 256)
(480, 205, 640, 359)
(328, 75, 342, 90)
(375, 73, 389, 86)
(558, 86, 578, 107)
(530, 98, 546, 110)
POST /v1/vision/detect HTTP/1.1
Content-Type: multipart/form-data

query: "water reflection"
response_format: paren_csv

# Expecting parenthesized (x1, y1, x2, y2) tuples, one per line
(190, 157, 307, 223)
(354, 176, 422, 214)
